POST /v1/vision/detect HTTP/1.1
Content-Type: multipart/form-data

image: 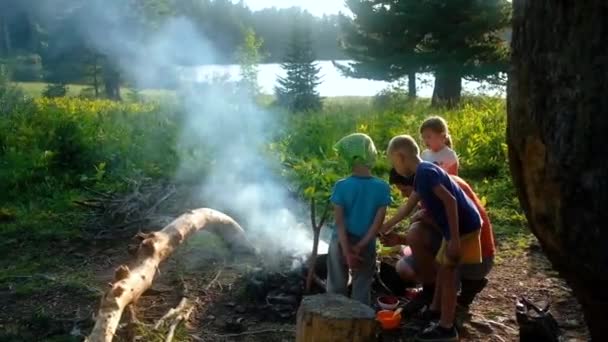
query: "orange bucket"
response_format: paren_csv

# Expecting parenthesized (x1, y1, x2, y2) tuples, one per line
(376, 310, 401, 330)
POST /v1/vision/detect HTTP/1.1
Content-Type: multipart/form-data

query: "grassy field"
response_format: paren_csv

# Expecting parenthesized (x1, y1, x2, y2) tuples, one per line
(14, 81, 174, 99)
(0, 79, 533, 340)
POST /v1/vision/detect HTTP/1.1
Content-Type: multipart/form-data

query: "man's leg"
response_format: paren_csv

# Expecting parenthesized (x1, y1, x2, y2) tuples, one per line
(326, 237, 348, 296)
(457, 256, 494, 307)
(402, 222, 442, 316)
(408, 222, 439, 285)
(351, 245, 377, 305)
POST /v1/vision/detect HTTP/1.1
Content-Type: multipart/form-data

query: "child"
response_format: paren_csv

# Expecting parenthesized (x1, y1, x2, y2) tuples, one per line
(326, 133, 391, 306)
(386, 168, 495, 310)
(420, 116, 459, 175)
(385, 135, 482, 342)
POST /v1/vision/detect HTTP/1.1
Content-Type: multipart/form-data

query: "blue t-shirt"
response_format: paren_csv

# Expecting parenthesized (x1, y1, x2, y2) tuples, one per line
(414, 162, 482, 240)
(330, 176, 391, 241)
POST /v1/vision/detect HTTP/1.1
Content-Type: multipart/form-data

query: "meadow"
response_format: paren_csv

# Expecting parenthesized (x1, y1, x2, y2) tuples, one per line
(0, 78, 541, 341)
(0, 79, 527, 277)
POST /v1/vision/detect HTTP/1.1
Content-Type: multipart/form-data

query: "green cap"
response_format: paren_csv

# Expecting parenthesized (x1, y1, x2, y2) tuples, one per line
(334, 133, 378, 168)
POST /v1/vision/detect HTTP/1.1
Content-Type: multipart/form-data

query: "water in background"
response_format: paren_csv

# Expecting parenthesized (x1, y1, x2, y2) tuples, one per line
(181, 60, 505, 97)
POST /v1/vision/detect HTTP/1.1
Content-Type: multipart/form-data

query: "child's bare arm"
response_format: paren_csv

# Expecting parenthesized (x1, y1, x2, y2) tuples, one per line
(355, 206, 387, 250)
(433, 184, 460, 258)
(334, 204, 350, 256)
(382, 192, 420, 233)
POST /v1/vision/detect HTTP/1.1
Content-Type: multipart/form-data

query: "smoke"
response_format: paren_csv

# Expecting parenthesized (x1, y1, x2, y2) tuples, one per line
(35, 1, 328, 260)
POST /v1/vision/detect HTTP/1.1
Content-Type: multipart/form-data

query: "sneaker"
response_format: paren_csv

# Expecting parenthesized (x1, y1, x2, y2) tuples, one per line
(415, 322, 459, 342)
(420, 308, 441, 322)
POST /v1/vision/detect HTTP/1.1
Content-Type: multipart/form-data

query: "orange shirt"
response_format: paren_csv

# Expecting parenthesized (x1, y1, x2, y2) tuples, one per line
(451, 176, 496, 258)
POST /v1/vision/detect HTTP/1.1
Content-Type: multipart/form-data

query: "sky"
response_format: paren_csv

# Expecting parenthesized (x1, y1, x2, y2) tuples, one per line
(243, 0, 346, 17)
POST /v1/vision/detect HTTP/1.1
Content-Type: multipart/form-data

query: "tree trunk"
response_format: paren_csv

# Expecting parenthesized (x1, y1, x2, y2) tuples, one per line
(85, 208, 256, 342)
(296, 294, 376, 342)
(103, 64, 121, 101)
(407, 71, 417, 98)
(0, 16, 11, 57)
(508, 1, 608, 340)
(431, 70, 461, 107)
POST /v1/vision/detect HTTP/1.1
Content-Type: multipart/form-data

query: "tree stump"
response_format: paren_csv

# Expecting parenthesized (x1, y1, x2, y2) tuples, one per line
(296, 294, 377, 342)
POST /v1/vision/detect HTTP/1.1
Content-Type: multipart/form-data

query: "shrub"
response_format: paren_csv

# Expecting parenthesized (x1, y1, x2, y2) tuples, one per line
(42, 83, 68, 98)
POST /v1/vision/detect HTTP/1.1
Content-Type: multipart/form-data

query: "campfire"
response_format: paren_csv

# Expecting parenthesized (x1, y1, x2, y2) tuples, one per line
(235, 253, 329, 321)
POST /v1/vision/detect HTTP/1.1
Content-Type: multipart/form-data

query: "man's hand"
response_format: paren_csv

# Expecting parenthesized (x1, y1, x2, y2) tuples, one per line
(447, 238, 461, 262)
(380, 232, 404, 247)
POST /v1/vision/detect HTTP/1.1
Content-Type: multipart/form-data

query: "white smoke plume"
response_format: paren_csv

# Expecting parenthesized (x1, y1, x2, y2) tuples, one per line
(34, 0, 328, 259)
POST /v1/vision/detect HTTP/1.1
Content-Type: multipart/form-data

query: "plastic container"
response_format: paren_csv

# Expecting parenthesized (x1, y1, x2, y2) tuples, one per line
(377, 295, 400, 310)
(376, 310, 402, 330)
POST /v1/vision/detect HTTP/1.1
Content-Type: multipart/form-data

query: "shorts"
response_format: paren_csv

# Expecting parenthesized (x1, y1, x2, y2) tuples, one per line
(436, 230, 482, 266)
(459, 255, 494, 280)
(401, 226, 443, 270)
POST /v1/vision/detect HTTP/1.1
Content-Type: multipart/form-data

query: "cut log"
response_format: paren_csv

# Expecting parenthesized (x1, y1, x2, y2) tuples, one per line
(86, 208, 255, 342)
(296, 294, 377, 342)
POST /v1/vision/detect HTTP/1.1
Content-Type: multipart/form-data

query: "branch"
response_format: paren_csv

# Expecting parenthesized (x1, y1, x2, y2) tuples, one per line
(85, 208, 255, 342)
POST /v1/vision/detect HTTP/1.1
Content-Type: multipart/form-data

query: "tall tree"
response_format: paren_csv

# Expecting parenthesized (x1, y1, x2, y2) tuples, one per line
(340, 0, 510, 107)
(275, 19, 322, 112)
(339, 0, 422, 98)
(508, 0, 608, 339)
(236, 27, 263, 96)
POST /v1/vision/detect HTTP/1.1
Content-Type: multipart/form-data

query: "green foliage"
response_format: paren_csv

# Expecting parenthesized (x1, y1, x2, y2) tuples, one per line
(340, 0, 512, 102)
(275, 19, 323, 112)
(274, 97, 515, 229)
(237, 28, 264, 96)
(42, 83, 68, 98)
(372, 84, 412, 111)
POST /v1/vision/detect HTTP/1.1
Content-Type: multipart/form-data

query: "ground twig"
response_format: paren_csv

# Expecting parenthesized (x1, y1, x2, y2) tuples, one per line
(205, 268, 223, 291)
(155, 298, 188, 330)
(165, 305, 194, 342)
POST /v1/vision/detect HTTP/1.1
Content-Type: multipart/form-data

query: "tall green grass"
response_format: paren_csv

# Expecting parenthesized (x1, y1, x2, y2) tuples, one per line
(1, 79, 526, 265)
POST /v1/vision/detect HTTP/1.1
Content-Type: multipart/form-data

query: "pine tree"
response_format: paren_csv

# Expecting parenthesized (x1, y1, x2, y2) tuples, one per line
(275, 19, 322, 112)
(340, 0, 511, 107)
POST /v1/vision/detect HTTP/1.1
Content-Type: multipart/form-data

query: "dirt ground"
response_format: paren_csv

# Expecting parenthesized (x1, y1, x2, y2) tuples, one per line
(0, 229, 589, 342)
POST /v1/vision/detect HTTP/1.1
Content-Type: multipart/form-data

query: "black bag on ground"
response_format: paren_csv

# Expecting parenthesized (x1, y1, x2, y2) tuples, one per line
(516, 296, 561, 342)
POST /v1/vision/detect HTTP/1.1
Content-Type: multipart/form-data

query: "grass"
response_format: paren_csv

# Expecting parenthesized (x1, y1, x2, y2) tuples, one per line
(14, 81, 174, 99)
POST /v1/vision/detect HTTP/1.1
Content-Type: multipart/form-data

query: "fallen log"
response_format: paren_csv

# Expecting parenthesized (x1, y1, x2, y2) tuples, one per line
(86, 208, 255, 342)
(296, 294, 377, 342)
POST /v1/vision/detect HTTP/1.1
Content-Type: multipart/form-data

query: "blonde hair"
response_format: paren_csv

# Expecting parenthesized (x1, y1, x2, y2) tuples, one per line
(387, 135, 420, 156)
(420, 116, 453, 148)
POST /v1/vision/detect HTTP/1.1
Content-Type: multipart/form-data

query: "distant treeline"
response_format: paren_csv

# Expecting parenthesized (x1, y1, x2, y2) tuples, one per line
(0, 0, 344, 85)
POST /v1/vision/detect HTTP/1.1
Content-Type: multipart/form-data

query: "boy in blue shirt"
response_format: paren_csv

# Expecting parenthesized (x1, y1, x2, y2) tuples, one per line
(327, 133, 391, 305)
(385, 135, 482, 342)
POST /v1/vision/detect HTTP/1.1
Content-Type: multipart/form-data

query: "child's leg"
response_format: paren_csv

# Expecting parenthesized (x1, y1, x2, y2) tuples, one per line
(430, 270, 442, 312)
(326, 237, 349, 296)
(439, 264, 458, 328)
(351, 245, 377, 306)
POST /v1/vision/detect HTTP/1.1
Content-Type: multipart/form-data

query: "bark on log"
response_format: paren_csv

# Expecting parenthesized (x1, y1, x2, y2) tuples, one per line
(508, 1, 608, 339)
(296, 294, 377, 342)
(85, 208, 255, 342)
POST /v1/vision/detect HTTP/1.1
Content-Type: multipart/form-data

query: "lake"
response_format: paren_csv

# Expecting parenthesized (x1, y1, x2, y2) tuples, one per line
(182, 60, 505, 98)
